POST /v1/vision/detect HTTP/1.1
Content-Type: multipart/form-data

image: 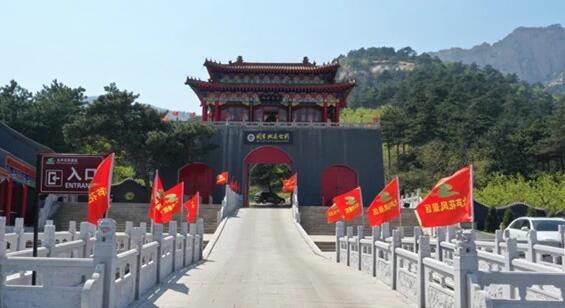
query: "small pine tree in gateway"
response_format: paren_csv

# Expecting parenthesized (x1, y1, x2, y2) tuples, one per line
(484, 206, 498, 233)
(501, 208, 515, 229)
(526, 206, 537, 217)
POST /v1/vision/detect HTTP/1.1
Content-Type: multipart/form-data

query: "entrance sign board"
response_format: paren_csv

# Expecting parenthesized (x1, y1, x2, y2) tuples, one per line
(38, 153, 105, 194)
(244, 131, 292, 144)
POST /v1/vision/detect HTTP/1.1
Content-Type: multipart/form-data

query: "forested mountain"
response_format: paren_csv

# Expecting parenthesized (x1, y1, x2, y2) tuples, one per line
(336, 47, 565, 195)
(431, 24, 565, 93)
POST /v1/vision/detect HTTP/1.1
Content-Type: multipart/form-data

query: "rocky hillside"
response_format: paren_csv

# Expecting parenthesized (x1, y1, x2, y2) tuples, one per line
(335, 47, 436, 108)
(431, 24, 565, 92)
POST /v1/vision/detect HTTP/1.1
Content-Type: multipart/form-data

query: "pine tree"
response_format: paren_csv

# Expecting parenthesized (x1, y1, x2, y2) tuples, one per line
(484, 206, 498, 232)
(501, 208, 515, 229)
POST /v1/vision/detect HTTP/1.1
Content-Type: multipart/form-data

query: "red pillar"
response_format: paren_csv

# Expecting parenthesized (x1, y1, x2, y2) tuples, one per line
(202, 104, 208, 121)
(21, 184, 28, 221)
(288, 105, 293, 122)
(334, 106, 340, 123)
(322, 103, 328, 122)
(6, 178, 13, 224)
(214, 102, 221, 121)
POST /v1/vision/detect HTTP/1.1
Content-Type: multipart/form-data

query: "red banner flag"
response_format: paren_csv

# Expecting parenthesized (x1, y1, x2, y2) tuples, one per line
(216, 171, 228, 185)
(229, 178, 240, 193)
(367, 177, 401, 227)
(184, 192, 200, 223)
(326, 203, 342, 224)
(282, 173, 297, 193)
(333, 186, 363, 221)
(154, 182, 184, 224)
(148, 171, 164, 220)
(87, 153, 114, 224)
(415, 166, 473, 228)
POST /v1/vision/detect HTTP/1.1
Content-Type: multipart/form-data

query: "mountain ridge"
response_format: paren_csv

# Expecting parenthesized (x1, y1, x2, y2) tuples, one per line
(430, 24, 565, 92)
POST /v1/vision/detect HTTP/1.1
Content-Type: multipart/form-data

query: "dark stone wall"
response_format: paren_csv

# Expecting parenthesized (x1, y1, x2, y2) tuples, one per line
(161, 125, 385, 206)
(473, 201, 549, 230)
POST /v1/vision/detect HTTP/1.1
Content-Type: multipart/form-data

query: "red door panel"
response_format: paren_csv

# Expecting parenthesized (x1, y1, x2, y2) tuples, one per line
(179, 163, 214, 203)
(321, 165, 358, 206)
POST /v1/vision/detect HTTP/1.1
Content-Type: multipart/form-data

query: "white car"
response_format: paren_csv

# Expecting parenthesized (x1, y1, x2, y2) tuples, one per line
(505, 217, 565, 246)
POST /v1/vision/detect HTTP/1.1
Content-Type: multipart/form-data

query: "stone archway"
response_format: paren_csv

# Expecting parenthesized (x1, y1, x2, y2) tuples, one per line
(243, 146, 293, 207)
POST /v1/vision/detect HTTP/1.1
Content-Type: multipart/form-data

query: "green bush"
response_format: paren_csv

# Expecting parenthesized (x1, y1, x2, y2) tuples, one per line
(526, 206, 537, 217)
(475, 173, 565, 213)
(501, 208, 515, 229)
(484, 206, 498, 233)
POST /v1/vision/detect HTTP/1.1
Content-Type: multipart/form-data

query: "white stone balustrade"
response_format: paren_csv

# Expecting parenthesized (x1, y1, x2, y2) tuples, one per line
(336, 221, 565, 308)
(0, 216, 205, 308)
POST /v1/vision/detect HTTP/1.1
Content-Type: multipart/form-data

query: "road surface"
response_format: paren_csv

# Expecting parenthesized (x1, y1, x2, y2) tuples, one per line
(136, 208, 412, 307)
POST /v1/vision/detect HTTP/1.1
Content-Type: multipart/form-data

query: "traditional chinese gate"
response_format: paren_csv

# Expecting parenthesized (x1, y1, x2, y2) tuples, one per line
(242, 146, 292, 207)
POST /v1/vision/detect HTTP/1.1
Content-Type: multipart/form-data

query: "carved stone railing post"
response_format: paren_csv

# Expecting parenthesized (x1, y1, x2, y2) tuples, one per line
(131, 227, 144, 300)
(502, 231, 517, 299)
(79, 222, 93, 258)
(180, 222, 188, 267)
(125, 221, 133, 250)
(357, 225, 364, 270)
(526, 230, 537, 263)
(494, 229, 502, 254)
(197, 218, 204, 260)
(371, 227, 379, 277)
(413, 226, 421, 253)
(453, 231, 478, 308)
(382, 222, 391, 239)
(335, 221, 344, 263)
(139, 222, 147, 242)
(153, 223, 164, 283)
(68, 221, 77, 241)
(43, 224, 56, 257)
(502, 230, 517, 272)
(93, 219, 117, 308)
(435, 227, 445, 261)
(13, 218, 24, 251)
(189, 223, 198, 262)
(169, 221, 178, 270)
(346, 226, 353, 266)
(446, 225, 456, 242)
(417, 235, 431, 308)
(391, 229, 400, 290)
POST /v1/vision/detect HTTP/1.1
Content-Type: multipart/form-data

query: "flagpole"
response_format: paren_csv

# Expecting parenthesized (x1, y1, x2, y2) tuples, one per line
(396, 176, 402, 234)
(360, 186, 365, 228)
(180, 181, 185, 223)
(470, 164, 474, 230)
(104, 153, 115, 219)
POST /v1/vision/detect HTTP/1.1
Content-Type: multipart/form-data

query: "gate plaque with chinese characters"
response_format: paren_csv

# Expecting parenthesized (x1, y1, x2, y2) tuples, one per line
(38, 153, 105, 194)
(244, 131, 292, 144)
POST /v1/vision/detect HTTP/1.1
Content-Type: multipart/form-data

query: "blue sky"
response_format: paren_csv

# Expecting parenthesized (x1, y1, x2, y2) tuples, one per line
(1, 0, 563, 112)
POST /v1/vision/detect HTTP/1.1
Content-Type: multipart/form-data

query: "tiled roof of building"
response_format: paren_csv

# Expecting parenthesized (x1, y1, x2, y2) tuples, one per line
(185, 78, 355, 93)
(204, 56, 340, 75)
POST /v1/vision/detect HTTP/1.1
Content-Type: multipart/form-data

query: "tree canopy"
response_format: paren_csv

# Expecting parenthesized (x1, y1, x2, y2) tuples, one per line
(0, 80, 217, 188)
(338, 47, 565, 206)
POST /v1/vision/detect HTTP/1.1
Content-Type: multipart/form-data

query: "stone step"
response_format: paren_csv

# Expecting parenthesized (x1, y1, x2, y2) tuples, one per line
(314, 241, 336, 252)
(299, 206, 419, 236)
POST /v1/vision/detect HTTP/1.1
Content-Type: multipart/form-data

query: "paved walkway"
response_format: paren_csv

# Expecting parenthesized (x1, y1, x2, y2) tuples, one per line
(136, 208, 412, 307)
